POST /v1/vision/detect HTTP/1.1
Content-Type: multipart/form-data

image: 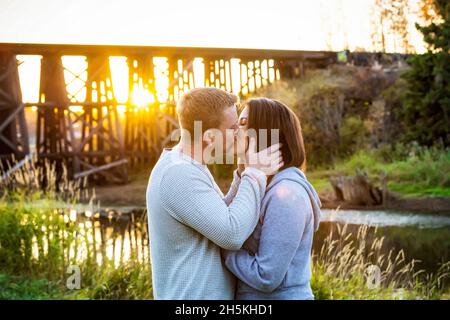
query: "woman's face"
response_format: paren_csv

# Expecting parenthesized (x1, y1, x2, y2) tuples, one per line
(236, 106, 249, 156)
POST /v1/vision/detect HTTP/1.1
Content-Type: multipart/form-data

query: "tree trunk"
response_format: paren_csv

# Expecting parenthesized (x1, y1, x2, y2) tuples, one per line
(330, 174, 383, 206)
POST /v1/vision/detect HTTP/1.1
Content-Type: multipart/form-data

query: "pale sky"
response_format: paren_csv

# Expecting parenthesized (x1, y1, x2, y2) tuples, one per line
(0, 0, 423, 52)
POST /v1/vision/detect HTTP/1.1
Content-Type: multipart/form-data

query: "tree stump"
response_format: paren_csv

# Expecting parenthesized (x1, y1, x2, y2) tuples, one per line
(329, 173, 383, 206)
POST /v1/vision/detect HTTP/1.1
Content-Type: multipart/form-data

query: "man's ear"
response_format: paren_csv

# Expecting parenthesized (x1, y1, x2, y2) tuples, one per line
(203, 129, 215, 146)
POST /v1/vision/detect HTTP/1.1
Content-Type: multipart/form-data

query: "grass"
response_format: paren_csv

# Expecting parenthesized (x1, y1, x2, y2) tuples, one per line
(0, 158, 153, 300)
(0, 194, 448, 300)
(1, 215, 448, 300)
(1, 157, 449, 300)
(311, 223, 450, 299)
(0, 198, 152, 300)
(307, 146, 450, 198)
(0, 260, 152, 300)
(0, 273, 66, 299)
(388, 184, 450, 197)
(307, 170, 335, 194)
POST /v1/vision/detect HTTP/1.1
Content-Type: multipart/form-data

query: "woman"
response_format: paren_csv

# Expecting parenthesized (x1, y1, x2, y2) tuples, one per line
(223, 97, 322, 300)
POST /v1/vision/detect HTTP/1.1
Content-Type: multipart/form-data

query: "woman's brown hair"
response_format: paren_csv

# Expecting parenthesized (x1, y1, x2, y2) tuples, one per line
(245, 97, 306, 171)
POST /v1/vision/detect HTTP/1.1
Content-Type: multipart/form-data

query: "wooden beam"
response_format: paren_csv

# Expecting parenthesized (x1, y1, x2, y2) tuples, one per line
(73, 159, 128, 180)
(0, 43, 337, 60)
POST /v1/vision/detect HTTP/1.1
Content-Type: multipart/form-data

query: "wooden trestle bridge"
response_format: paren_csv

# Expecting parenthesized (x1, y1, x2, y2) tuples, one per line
(0, 43, 336, 184)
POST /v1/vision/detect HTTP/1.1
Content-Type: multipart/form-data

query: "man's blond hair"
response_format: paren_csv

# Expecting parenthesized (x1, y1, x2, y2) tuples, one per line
(176, 87, 238, 138)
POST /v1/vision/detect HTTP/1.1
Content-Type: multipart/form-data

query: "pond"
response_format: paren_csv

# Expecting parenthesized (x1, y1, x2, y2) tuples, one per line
(320, 209, 450, 228)
(314, 209, 450, 274)
(61, 205, 450, 276)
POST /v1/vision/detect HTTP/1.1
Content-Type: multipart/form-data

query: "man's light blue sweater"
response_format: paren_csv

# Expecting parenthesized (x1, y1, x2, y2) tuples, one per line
(146, 146, 267, 300)
(223, 167, 322, 300)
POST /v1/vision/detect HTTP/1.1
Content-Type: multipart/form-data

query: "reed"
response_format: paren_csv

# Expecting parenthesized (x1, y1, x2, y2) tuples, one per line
(1, 158, 448, 299)
(312, 221, 450, 299)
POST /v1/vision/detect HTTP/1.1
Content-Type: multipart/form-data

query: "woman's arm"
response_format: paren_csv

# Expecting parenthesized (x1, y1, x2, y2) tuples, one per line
(223, 183, 309, 292)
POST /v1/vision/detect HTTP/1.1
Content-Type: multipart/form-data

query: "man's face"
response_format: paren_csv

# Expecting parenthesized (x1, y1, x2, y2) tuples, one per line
(218, 105, 239, 154)
(235, 106, 249, 156)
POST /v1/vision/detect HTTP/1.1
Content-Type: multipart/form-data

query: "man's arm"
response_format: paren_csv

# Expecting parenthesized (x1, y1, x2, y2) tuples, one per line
(159, 163, 267, 250)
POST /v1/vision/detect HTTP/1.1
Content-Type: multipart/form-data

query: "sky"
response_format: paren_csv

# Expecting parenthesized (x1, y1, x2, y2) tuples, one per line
(0, 0, 422, 52)
(0, 0, 427, 104)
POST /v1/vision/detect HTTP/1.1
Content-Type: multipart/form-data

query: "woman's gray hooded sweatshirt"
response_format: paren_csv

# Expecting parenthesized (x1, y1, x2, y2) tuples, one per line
(223, 166, 322, 300)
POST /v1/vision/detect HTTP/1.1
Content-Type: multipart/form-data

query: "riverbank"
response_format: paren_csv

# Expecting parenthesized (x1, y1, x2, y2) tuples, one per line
(93, 182, 450, 214)
(0, 212, 447, 300)
(309, 147, 450, 213)
(92, 169, 450, 214)
(92, 146, 450, 213)
(1, 172, 449, 300)
(318, 190, 450, 213)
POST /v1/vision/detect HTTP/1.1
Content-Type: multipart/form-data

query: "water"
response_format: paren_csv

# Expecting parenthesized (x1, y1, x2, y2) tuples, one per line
(314, 209, 450, 274)
(320, 209, 450, 228)
(63, 206, 449, 274)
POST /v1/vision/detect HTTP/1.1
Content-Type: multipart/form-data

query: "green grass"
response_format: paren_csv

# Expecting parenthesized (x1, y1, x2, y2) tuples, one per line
(1, 196, 448, 300)
(307, 147, 450, 198)
(0, 260, 153, 300)
(1, 220, 448, 300)
(1, 157, 449, 300)
(78, 260, 153, 300)
(0, 273, 67, 299)
(307, 170, 335, 194)
(388, 183, 450, 197)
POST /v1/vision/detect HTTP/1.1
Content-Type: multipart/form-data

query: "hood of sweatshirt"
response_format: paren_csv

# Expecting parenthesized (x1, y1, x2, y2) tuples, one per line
(266, 167, 322, 231)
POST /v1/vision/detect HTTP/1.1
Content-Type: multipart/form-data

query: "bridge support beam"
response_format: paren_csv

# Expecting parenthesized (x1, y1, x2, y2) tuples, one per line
(37, 54, 77, 178)
(0, 43, 339, 185)
(125, 55, 161, 166)
(75, 55, 127, 184)
(0, 52, 29, 164)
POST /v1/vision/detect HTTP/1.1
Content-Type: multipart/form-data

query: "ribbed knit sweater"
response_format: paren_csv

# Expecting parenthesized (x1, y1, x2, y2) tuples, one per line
(146, 146, 267, 299)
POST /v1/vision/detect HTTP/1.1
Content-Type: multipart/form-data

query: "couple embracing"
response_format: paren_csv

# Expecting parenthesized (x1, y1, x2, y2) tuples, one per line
(146, 87, 321, 300)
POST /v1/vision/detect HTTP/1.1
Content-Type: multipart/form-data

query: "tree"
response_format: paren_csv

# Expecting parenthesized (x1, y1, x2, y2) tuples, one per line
(371, 0, 389, 52)
(370, 0, 413, 53)
(400, 0, 450, 146)
(417, 0, 439, 24)
(390, 0, 414, 53)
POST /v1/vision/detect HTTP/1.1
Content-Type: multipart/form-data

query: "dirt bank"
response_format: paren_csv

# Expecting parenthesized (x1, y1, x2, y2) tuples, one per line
(93, 179, 450, 214)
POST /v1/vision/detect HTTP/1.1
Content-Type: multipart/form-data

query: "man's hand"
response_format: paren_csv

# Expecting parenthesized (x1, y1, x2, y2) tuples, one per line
(241, 137, 283, 175)
(237, 163, 246, 177)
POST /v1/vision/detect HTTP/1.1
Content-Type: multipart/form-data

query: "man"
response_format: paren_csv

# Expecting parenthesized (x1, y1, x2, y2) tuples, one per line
(146, 87, 283, 299)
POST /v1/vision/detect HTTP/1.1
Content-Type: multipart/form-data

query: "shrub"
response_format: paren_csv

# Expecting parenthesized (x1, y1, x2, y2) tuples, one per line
(400, 0, 450, 147)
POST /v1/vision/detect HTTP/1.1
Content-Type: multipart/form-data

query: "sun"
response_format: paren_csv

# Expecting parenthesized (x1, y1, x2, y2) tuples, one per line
(131, 83, 155, 108)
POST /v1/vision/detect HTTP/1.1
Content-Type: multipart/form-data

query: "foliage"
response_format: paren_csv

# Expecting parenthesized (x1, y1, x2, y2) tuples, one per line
(1, 207, 448, 299)
(1, 137, 449, 300)
(79, 261, 152, 300)
(370, 0, 414, 53)
(331, 145, 450, 197)
(0, 273, 65, 299)
(0, 155, 88, 202)
(248, 65, 399, 168)
(0, 200, 75, 278)
(400, 0, 450, 147)
(0, 198, 153, 300)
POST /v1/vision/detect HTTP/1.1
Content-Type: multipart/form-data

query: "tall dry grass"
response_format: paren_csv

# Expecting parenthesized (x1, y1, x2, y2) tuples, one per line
(1, 157, 449, 299)
(312, 221, 450, 299)
(0, 156, 152, 299)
